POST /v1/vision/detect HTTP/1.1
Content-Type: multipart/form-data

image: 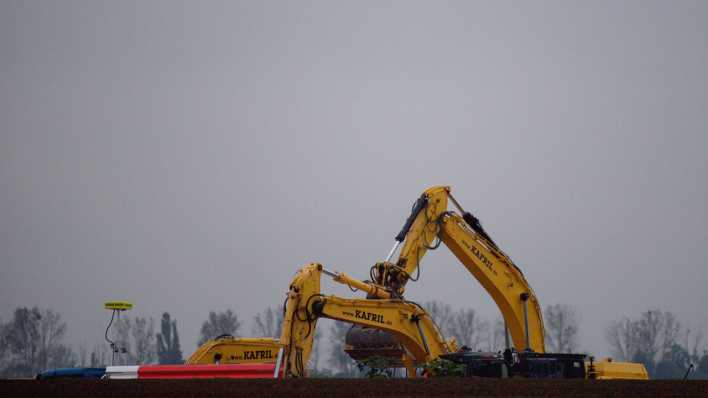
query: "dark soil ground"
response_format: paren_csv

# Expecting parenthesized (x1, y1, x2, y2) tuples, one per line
(2, 378, 707, 398)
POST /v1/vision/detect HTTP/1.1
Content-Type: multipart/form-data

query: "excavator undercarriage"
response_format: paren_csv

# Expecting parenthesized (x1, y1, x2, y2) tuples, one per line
(345, 328, 625, 379)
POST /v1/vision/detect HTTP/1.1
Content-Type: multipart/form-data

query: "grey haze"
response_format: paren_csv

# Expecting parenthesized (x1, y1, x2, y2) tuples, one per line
(1, 1, 707, 358)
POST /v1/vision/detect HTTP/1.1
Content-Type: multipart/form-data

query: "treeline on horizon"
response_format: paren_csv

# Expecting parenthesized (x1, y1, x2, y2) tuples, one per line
(0, 303, 706, 379)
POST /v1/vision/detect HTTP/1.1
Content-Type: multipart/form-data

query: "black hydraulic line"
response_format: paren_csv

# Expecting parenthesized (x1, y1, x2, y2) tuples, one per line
(104, 309, 117, 365)
(447, 192, 499, 251)
(458, 207, 530, 278)
(461, 211, 500, 251)
(302, 294, 325, 339)
(395, 195, 429, 242)
(104, 310, 116, 345)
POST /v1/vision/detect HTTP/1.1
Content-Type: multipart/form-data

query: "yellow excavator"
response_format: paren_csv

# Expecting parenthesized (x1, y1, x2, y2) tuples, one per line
(186, 262, 455, 373)
(278, 263, 459, 377)
(187, 186, 648, 380)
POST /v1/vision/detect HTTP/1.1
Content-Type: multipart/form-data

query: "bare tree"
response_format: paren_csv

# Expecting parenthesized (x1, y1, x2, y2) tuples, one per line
(653, 327, 706, 379)
(198, 310, 242, 345)
(0, 307, 75, 377)
(423, 301, 453, 337)
(37, 309, 69, 370)
(698, 351, 708, 378)
(77, 343, 88, 367)
(544, 304, 579, 353)
(104, 316, 156, 365)
(606, 309, 684, 377)
(327, 321, 358, 377)
(635, 310, 663, 367)
(606, 317, 637, 361)
(308, 330, 322, 372)
(489, 318, 509, 352)
(658, 312, 680, 356)
(448, 308, 489, 351)
(90, 342, 109, 367)
(132, 317, 156, 364)
(635, 310, 676, 376)
(112, 317, 133, 364)
(156, 312, 183, 364)
(252, 306, 283, 337)
(687, 329, 704, 365)
(0, 317, 8, 371)
(48, 345, 77, 370)
(2, 307, 41, 376)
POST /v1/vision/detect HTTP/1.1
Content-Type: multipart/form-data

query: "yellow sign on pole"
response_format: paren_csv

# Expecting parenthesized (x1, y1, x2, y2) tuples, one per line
(104, 301, 133, 311)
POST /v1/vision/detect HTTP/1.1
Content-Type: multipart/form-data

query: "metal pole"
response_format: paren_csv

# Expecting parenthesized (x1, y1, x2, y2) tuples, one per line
(274, 347, 284, 379)
(320, 267, 337, 278)
(115, 310, 121, 365)
(384, 241, 401, 262)
(447, 192, 465, 213)
(111, 310, 116, 366)
(414, 320, 430, 355)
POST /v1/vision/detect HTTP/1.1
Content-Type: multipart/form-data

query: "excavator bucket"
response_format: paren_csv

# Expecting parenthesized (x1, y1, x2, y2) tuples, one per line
(344, 325, 406, 366)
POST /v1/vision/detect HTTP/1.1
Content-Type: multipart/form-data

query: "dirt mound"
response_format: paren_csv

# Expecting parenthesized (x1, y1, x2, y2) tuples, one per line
(2, 378, 707, 398)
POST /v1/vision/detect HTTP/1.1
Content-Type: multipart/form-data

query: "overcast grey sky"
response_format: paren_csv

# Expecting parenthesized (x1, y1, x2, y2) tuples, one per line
(1, 1, 707, 359)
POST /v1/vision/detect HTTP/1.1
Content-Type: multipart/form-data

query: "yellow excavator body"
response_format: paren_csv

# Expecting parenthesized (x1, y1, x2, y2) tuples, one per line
(588, 358, 650, 380)
(186, 337, 283, 365)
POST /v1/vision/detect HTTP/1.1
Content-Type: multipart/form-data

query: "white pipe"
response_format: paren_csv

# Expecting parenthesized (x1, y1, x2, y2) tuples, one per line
(273, 347, 284, 379)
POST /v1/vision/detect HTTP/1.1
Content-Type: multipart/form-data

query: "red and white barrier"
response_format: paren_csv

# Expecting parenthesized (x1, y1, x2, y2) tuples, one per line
(105, 366, 139, 379)
(103, 363, 280, 380)
(140, 364, 279, 379)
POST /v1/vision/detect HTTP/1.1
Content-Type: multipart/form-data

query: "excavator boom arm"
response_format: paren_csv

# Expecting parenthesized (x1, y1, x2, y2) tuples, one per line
(387, 186, 545, 353)
(439, 213, 545, 352)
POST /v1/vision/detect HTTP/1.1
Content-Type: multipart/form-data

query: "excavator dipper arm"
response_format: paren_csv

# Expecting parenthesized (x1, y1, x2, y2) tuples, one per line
(439, 212, 545, 353)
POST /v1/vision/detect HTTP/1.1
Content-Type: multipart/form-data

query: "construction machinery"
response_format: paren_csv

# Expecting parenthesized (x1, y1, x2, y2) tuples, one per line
(188, 186, 648, 380)
(187, 337, 282, 365)
(186, 262, 453, 376)
(345, 185, 646, 379)
(279, 263, 457, 377)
